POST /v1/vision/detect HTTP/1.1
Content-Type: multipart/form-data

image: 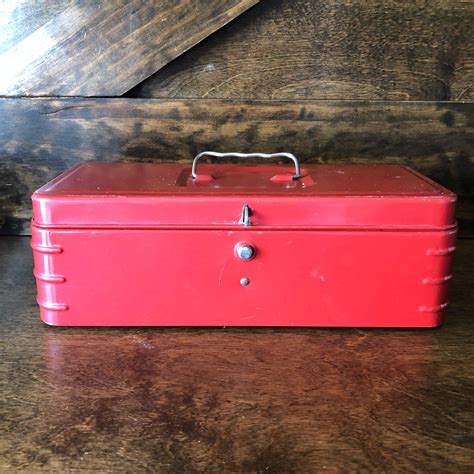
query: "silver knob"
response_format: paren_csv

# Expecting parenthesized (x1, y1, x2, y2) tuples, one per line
(235, 243, 255, 261)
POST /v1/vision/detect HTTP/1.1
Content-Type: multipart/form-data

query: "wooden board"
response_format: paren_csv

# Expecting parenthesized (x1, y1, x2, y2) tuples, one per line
(0, 98, 472, 235)
(0, 0, 259, 96)
(1, 235, 473, 471)
(130, 0, 474, 101)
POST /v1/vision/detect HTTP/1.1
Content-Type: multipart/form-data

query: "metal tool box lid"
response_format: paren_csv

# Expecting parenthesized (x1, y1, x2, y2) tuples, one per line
(32, 160, 456, 230)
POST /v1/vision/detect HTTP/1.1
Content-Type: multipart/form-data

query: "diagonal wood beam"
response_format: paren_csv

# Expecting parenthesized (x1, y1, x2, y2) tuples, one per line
(0, 0, 259, 96)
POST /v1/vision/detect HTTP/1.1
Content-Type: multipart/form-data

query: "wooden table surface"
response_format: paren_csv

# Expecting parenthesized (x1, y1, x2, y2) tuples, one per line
(1, 236, 473, 472)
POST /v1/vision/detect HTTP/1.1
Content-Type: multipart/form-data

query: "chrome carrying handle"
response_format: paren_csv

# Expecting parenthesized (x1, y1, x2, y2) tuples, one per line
(191, 151, 301, 180)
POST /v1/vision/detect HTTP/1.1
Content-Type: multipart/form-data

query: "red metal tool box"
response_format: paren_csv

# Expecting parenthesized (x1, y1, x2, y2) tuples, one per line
(31, 152, 456, 327)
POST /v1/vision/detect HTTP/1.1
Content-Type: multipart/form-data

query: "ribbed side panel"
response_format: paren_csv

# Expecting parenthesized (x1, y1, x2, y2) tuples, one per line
(30, 223, 67, 325)
(419, 228, 457, 324)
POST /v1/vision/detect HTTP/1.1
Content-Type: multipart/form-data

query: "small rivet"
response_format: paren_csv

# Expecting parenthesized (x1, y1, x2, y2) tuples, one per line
(240, 277, 250, 286)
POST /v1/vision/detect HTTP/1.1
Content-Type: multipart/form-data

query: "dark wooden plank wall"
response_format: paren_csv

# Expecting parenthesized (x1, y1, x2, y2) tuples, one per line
(130, 0, 474, 101)
(0, 0, 259, 96)
(0, 99, 472, 235)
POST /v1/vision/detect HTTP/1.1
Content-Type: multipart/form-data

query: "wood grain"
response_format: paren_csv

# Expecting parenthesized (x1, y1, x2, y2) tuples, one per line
(0, 235, 473, 471)
(0, 98, 472, 236)
(130, 0, 474, 101)
(0, 0, 258, 96)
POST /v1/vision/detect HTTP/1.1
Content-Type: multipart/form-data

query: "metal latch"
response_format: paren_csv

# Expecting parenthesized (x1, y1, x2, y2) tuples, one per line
(239, 204, 251, 227)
